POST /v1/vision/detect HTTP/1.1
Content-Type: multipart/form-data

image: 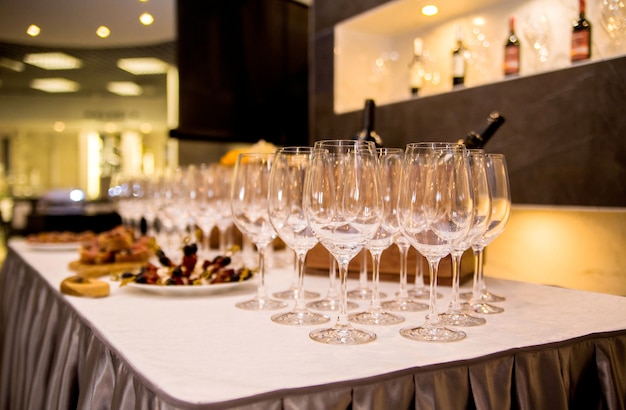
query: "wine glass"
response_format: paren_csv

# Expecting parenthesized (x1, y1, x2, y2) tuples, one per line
(349, 147, 405, 325)
(380, 233, 429, 312)
(268, 147, 330, 325)
(188, 163, 218, 255)
(304, 140, 383, 344)
(398, 142, 472, 342)
(158, 166, 194, 252)
(213, 163, 235, 255)
(231, 153, 288, 311)
(462, 153, 511, 314)
(439, 149, 490, 327)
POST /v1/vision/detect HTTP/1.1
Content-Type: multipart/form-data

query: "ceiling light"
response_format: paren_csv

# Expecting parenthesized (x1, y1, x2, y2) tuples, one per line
(31, 78, 80, 93)
(23, 52, 83, 70)
(139, 13, 155, 26)
(421, 5, 438, 16)
(117, 57, 169, 75)
(0, 58, 25, 72)
(53, 122, 66, 132)
(26, 24, 41, 37)
(107, 81, 143, 96)
(97, 26, 111, 38)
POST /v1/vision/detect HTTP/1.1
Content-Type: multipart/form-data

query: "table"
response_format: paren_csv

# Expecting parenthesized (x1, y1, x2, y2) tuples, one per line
(1, 238, 625, 409)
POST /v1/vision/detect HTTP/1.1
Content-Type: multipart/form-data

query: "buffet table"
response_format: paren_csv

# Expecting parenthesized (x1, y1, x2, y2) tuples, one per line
(1, 238, 625, 409)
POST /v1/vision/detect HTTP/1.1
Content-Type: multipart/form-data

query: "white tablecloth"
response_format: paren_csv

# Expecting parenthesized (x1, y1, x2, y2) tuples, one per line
(2, 238, 626, 409)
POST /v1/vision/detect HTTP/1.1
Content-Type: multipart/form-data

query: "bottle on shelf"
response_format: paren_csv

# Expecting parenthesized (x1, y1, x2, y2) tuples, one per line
(408, 37, 425, 97)
(451, 26, 468, 87)
(458, 112, 506, 149)
(504, 15, 521, 77)
(571, 0, 592, 62)
(355, 99, 383, 147)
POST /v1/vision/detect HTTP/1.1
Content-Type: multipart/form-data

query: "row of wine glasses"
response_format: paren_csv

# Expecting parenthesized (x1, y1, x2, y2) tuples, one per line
(229, 140, 511, 345)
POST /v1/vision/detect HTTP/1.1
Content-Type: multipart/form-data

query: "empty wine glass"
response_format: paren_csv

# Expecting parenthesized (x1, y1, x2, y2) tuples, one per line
(213, 164, 235, 255)
(304, 140, 383, 345)
(231, 153, 287, 311)
(268, 147, 329, 325)
(189, 163, 218, 255)
(349, 147, 405, 325)
(439, 149, 490, 327)
(398, 142, 473, 342)
(462, 153, 511, 314)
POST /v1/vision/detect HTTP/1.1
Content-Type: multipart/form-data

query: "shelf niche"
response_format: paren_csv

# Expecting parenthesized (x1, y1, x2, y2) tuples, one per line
(334, 0, 626, 114)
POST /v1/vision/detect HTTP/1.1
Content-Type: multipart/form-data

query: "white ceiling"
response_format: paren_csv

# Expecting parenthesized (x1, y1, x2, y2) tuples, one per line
(0, 0, 176, 48)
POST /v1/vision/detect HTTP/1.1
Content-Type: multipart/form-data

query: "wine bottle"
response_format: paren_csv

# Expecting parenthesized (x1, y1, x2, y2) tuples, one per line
(451, 26, 467, 87)
(408, 37, 425, 96)
(458, 112, 505, 149)
(504, 15, 521, 76)
(355, 99, 383, 147)
(571, 0, 592, 62)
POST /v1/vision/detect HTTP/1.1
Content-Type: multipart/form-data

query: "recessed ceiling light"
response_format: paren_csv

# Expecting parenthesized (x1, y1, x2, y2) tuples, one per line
(31, 78, 80, 93)
(117, 57, 169, 75)
(26, 24, 41, 37)
(24, 52, 82, 70)
(97, 26, 111, 38)
(139, 12, 154, 26)
(107, 81, 143, 96)
(53, 122, 66, 132)
(421, 5, 438, 17)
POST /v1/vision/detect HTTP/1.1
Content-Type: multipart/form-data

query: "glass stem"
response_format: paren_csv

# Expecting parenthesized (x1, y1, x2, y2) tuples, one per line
(336, 261, 350, 327)
(471, 245, 485, 301)
(397, 243, 410, 299)
(256, 244, 268, 301)
(358, 250, 368, 289)
(424, 258, 441, 327)
(369, 251, 383, 311)
(450, 251, 463, 311)
(289, 250, 298, 290)
(415, 254, 425, 291)
(218, 227, 227, 254)
(327, 254, 338, 299)
(293, 250, 308, 312)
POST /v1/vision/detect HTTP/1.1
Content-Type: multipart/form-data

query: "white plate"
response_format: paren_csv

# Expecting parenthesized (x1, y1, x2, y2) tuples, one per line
(27, 242, 81, 251)
(124, 279, 255, 296)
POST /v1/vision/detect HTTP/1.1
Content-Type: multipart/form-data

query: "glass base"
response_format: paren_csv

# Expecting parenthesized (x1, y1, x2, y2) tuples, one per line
(272, 288, 321, 300)
(408, 288, 443, 299)
(399, 324, 466, 342)
(309, 324, 376, 345)
(271, 310, 330, 326)
(348, 310, 405, 325)
(347, 287, 387, 300)
(381, 298, 428, 312)
(460, 290, 506, 303)
(235, 297, 288, 311)
(462, 302, 505, 315)
(306, 298, 359, 311)
(439, 311, 486, 327)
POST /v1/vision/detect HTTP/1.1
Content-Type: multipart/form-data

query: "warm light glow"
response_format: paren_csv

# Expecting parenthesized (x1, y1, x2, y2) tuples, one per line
(139, 12, 154, 26)
(107, 81, 142, 96)
(421, 5, 438, 16)
(0, 57, 25, 72)
(30, 78, 79, 93)
(96, 26, 111, 38)
(104, 123, 117, 133)
(139, 123, 152, 133)
(26, 24, 40, 37)
(473, 17, 486, 26)
(86, 131, 102, 199)
(24, 52, 82, 70)
(53, 121, 65, 132)
(117, 57, 169, 75)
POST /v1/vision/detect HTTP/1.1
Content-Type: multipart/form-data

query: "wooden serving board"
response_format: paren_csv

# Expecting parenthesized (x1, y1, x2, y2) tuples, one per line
(68, 260, 146, 278)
